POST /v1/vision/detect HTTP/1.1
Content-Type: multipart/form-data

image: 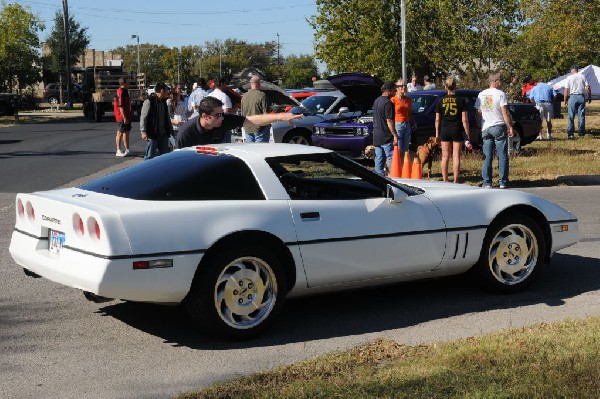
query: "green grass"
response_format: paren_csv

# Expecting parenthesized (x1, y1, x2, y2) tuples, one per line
(177, 318, 600, 399)
(417, 102, 600, 187)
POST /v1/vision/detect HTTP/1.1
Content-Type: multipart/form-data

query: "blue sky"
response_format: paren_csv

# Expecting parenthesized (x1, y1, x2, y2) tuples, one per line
(20, 0, 318, 57)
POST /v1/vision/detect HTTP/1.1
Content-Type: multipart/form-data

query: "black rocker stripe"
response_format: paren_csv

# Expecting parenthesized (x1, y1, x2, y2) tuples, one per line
(294, 225, 487, 246)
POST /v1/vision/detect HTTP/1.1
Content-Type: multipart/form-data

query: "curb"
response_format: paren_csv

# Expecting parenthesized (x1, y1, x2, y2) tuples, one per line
(557, 175, 600, 186)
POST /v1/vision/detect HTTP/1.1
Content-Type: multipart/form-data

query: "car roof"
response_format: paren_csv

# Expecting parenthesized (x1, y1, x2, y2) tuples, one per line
(178, 143, 332, 158)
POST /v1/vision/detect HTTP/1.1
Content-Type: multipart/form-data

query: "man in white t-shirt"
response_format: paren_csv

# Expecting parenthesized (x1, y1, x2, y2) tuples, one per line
(208, 77, 233, 142)
(406, 75, 422, 92)
(564, 66, 592, 139)
(475, 72, 514, 189)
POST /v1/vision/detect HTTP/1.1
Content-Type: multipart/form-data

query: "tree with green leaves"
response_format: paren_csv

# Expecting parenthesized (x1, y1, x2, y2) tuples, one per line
(0, 2, 44, 93)
(508, 0, 600, 81)
(43, 10, 90, 83)
(280, 55, 319, 88)
(310, 0, 525, 87)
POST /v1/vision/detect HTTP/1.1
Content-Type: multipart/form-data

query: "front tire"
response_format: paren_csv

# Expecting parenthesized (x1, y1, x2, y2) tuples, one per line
(184, 245, 287, 339)
(474, 213, 545, 293)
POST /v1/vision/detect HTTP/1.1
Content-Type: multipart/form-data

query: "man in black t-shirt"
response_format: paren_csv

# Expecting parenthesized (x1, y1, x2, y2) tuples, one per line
(176, 97, 302, 148)
(372, 81, 398, 176)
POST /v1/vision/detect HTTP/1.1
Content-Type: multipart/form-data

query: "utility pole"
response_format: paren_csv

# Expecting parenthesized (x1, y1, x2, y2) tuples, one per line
(277, 33, 281, 86)
(199, 47, 202, 78)
(401, 0, 407, 82)
(176, 47, 180, 83)
(131, 34, 140, 78)
(62, 0, 72, 108)
(219, 44, 222, 77)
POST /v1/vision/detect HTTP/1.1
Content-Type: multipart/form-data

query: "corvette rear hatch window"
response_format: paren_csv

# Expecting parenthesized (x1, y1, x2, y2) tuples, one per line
(81, 151, 265, 201)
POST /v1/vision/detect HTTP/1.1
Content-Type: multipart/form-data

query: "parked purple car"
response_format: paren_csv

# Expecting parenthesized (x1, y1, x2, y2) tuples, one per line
(313, 88, 542, 158)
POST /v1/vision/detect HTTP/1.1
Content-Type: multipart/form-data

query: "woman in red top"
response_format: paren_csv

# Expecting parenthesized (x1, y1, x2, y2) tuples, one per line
(390, 79, 416, 156)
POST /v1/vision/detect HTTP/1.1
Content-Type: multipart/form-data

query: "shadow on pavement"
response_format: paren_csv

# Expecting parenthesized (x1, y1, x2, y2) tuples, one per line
(97, 252, 600, 350)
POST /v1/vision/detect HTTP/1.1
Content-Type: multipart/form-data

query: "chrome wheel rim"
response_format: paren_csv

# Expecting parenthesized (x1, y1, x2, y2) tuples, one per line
(215, 256, 277, 330)
(488, 223, 538, 285)
(288, 135, 309, 145)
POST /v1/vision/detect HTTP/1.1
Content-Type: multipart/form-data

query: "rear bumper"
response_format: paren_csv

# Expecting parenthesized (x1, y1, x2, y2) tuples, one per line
(9, 230, 200, 303)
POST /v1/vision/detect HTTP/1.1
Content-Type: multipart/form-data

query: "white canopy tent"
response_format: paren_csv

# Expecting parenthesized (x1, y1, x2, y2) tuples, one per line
(548, 65, 600, 100)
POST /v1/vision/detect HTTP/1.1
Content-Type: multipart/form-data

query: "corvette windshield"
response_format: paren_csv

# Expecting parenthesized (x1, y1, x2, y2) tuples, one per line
(294, 95, 338, 114)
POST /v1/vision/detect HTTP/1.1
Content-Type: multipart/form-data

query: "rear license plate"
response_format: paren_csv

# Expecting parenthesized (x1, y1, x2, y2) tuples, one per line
(49, 230, 65, 254)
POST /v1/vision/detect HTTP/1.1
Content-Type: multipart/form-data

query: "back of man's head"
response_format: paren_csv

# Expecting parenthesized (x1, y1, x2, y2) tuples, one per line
(155, 82, 168, 92)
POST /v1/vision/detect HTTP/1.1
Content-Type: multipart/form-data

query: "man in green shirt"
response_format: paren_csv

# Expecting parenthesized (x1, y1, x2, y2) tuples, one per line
(241, 76, 270, 142)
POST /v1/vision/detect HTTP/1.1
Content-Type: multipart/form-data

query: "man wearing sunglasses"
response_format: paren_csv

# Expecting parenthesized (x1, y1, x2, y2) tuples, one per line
(175, 96, 302, 148)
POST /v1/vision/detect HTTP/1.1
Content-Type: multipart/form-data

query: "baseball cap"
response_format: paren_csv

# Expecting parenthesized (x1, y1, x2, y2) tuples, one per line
(381, 81, 396, 91)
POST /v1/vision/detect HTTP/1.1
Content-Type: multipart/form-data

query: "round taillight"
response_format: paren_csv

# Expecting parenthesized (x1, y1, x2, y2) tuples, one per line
(17, 199, 25, 218)
(87, 217, 101, 241)
(73, 214, 84, 236)
(26, 202, 35, 222)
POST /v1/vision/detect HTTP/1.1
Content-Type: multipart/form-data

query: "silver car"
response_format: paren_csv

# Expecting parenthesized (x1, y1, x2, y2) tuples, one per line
(270, 90, 360, 145)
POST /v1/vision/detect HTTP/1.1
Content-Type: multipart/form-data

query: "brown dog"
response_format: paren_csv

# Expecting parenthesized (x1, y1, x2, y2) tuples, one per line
(417, 137, 440, 178)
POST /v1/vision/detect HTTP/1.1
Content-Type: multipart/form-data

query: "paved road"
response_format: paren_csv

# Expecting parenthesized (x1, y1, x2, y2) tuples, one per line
(1, 119, 599, 399)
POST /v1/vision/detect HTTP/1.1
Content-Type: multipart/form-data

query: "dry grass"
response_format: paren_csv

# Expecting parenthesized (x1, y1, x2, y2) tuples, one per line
(178, 318, 600, 399)
(420, 102, 600, 187)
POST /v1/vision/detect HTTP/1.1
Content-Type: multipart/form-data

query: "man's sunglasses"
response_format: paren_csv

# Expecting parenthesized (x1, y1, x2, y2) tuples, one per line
(210, 112, 224, 118)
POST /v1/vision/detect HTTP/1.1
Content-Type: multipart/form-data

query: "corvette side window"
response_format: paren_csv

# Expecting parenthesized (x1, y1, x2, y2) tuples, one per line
(268, 155, 385, 200)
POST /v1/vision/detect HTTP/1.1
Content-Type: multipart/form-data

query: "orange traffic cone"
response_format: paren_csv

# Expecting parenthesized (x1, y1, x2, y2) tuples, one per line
(401, 151, 412, 178)
(411, 155, 423, 179)
(389, 145, 402, 177)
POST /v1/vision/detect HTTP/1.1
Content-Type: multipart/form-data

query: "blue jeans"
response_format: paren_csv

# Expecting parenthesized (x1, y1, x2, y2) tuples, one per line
(374, 142, 394, 176)
(481, 124, 509, 187)
(245, 126, 270, 143)
(144, 135, 170, 160)
(567, 94, 586, 136)
(395, 122, 412, 153)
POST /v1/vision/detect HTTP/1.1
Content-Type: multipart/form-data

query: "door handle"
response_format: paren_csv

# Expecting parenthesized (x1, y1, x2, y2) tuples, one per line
(300, 212, 320, 220)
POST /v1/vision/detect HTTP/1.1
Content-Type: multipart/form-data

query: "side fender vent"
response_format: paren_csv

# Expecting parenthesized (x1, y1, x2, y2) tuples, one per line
(450, 232, 469, 259)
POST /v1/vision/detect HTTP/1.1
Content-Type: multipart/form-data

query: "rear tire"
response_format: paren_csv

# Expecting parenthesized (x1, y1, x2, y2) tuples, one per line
(283, 129, 312, 145)
(48, 96, 59, 105)
(474, 213, 545, 293)
(184, 245, 287, 339)
(0, 102, 8, 116)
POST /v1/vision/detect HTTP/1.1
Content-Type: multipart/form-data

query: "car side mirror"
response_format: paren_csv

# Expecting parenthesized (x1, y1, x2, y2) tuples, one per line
(386, 184, 408, 203)
(337, 107, 349, 115)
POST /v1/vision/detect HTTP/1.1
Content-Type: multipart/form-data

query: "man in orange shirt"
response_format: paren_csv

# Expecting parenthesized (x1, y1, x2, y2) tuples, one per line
(391, 79, 417, 156)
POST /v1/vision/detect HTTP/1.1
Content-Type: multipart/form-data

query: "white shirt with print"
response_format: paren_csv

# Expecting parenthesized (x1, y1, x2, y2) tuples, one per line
(475, 87, 508, 131)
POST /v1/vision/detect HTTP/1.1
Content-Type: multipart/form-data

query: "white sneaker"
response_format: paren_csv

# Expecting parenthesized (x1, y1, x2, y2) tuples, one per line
(123, 149, 130, 157)
(546, 134, 552, 140)
(535, 135, 543, 141)
(116, 150, 124, 157)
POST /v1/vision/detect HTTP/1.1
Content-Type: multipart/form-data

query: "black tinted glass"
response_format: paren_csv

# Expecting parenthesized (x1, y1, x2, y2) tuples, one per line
(407, 94, 437, 114)
(81, 151, 265, 201)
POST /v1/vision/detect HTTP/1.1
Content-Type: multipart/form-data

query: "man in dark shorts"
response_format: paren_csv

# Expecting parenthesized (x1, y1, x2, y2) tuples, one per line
(113, 77, 132, 157)
(176, 96, 302, 148)
(435, 76, 471, 183)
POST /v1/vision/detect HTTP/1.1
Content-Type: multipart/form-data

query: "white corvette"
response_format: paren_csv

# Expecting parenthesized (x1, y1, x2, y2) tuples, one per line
(10, 144, 579, 339)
